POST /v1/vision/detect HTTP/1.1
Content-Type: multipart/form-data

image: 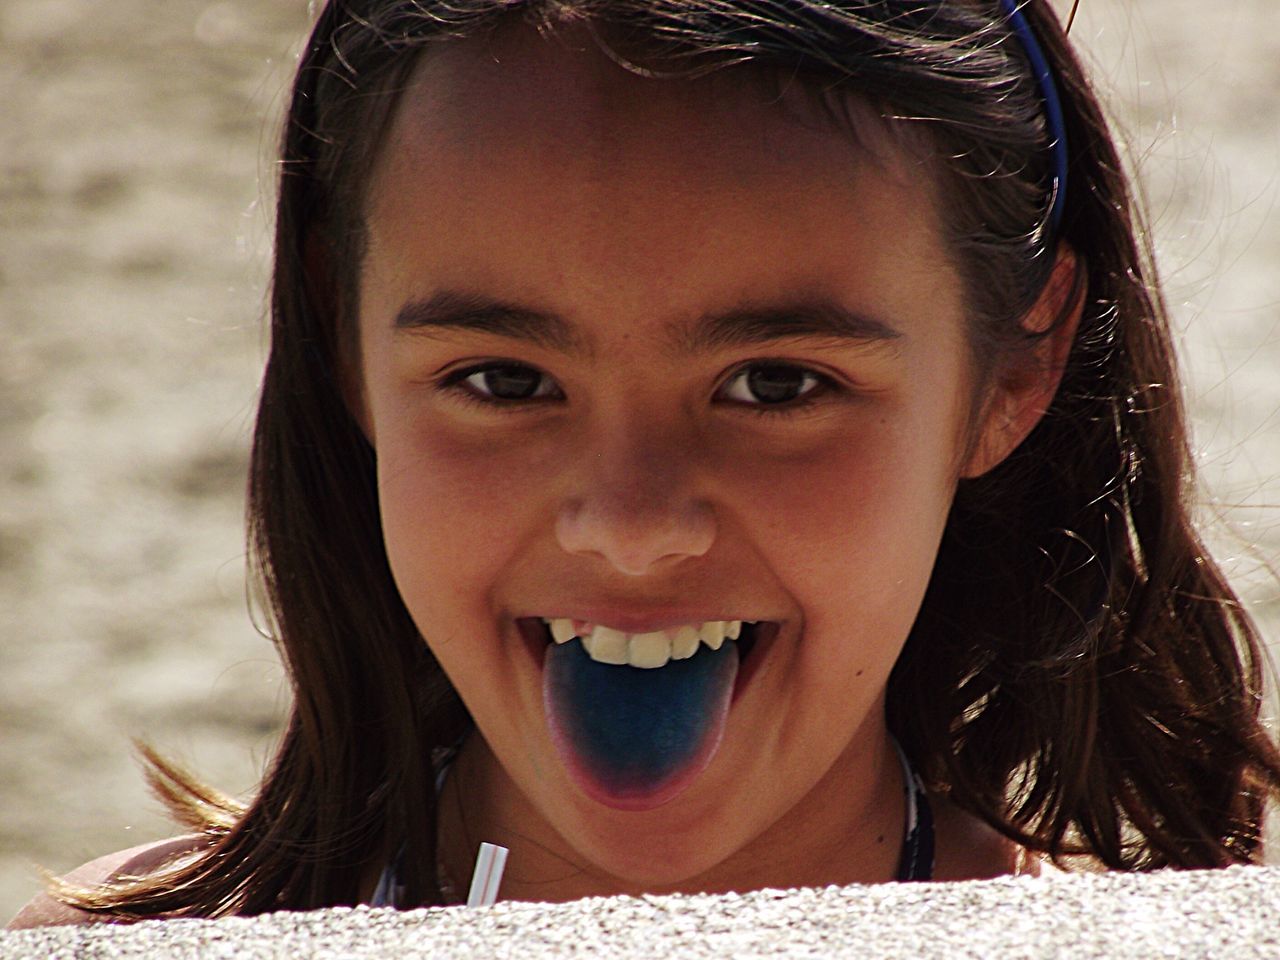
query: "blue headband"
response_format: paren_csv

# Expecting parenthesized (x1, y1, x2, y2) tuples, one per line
(998, 0, 1069, 240)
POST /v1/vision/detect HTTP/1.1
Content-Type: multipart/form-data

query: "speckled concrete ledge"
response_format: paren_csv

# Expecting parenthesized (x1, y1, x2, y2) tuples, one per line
(5, 865, 1279, 959)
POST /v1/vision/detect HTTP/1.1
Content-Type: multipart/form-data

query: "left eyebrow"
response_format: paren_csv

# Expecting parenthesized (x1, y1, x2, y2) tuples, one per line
(672, 301, 905, 354)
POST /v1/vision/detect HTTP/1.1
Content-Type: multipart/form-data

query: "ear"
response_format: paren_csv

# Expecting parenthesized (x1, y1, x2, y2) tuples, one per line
(304, 229, 374, 443)
(960, 247, 1084, 478)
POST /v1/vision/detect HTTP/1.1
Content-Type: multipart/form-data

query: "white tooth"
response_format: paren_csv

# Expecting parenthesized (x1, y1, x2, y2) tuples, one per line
(726, 620, 742, 640)
(699, 621, 727, 650)
(549, 618, 576, 645)
(588, 626, 629, 665)
(670, 625, 700, 660)
(628, 631, 672, 669)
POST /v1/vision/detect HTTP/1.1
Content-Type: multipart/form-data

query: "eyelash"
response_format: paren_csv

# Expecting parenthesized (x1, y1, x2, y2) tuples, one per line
(437, 360, 839, 415)
(718, 363, 835, 417)
(438, 362, 564, 408)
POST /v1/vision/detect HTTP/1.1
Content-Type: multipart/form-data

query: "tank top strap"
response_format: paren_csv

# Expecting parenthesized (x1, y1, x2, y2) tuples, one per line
(891, 736, 936, 882)
(369, 741, 465, 908)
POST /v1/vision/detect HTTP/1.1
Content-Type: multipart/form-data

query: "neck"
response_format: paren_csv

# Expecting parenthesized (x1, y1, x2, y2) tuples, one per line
(436, 727, 906, 904)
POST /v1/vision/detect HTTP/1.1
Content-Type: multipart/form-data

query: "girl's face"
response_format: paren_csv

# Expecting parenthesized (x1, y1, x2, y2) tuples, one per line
(354, 27, 994, 893)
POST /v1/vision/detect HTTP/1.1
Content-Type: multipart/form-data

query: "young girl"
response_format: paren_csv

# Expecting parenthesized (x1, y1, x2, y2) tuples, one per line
(14, 0, 1280, 924)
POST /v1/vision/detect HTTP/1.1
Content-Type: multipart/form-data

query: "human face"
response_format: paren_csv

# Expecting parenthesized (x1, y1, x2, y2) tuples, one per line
(355, 26, 976, 894)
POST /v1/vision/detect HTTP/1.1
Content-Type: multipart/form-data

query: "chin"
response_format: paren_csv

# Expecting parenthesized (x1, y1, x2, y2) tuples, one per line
(549, 784, 754, 894)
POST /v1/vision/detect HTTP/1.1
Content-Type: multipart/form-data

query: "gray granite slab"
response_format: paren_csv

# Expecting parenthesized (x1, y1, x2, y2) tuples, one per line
(4, 865, 1279, 959)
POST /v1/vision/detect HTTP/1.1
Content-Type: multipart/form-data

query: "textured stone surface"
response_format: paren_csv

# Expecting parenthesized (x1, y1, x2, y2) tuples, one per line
(5, 866, 1280, 959)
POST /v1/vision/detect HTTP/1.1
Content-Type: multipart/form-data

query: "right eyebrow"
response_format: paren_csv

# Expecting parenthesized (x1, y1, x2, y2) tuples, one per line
(393, 290, 588, 355)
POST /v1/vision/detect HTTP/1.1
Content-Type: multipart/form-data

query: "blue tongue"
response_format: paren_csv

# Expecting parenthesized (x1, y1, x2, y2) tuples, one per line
(543, 639, 738, 808)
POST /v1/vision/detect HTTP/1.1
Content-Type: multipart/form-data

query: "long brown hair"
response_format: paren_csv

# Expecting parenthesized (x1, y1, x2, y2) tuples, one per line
(61, 0, 1280, 918)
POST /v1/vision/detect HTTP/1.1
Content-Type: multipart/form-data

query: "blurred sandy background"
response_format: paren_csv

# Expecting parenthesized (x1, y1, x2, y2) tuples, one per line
(1, 0, 1278, 920)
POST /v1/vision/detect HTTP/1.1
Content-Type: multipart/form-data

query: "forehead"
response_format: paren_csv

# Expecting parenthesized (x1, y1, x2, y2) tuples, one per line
(361, 21, 961, 350)
(378, 27, 896, 180)
(366, 19, 932, 218)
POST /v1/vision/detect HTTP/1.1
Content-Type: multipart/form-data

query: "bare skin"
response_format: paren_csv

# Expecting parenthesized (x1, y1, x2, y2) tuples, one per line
(8, 836, 206, 928)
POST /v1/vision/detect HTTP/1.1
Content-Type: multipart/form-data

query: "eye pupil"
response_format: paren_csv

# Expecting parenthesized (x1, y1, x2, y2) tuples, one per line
(747, 365, 806, 404)
(482, 365, 542, 400)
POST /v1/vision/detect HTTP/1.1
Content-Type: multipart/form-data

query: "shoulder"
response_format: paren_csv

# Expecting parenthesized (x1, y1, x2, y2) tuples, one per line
(928, 794, 1053, 881)
(6, 835, 206, 930)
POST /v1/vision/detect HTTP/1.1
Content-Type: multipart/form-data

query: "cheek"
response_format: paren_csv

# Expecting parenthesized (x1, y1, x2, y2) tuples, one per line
(734, 408, 962, 640)
(374, 421, 548, 625)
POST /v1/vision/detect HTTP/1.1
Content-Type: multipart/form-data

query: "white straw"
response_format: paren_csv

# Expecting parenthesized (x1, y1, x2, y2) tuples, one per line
(466, 842, 509, 907)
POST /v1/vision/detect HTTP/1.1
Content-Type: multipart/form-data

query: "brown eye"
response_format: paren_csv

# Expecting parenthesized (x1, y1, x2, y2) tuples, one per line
(456, 363, 559, 401)
(722, 363, 822, 405)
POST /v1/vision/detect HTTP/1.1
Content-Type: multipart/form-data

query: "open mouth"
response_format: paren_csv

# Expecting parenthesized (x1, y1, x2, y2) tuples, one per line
(527, 617, 765, 671)
(522, 616, 777, 810)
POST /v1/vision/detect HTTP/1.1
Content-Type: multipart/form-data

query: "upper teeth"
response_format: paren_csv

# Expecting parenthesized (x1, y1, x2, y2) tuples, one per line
(543, 618, 745, 669)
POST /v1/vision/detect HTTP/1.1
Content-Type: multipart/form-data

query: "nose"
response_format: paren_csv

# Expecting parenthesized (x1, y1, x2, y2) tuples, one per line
(555, 429, 717, 577)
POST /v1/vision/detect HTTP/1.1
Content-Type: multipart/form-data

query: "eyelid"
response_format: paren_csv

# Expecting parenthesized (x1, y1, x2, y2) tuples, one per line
(715, 360, 843, 412)
(432, 357, 853, 415)
(437, 359, 562, 406)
